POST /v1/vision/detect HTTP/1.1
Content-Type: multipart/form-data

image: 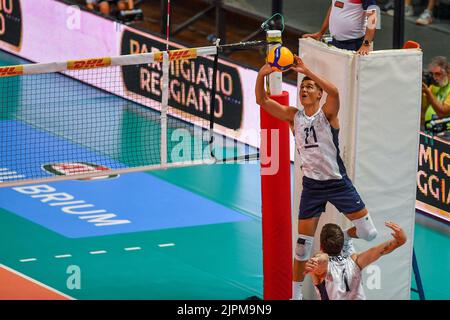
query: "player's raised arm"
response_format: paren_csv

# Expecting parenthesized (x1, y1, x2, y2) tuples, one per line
(255, 63, 297, 126)
(352, 222, 407, 270)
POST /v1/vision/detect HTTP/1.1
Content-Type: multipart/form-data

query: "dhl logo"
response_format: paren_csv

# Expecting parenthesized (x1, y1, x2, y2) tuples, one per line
(0, 66, 24, 77)
(154, 48, 197, 62)
(67, 58, 112, 70)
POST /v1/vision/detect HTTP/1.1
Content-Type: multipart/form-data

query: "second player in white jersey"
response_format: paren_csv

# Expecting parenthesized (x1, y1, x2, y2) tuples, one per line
(306, 222, 406, 300)
(315, 254, 366, 300)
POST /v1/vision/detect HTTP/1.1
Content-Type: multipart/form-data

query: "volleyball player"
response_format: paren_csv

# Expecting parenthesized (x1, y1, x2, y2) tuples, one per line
(255, 55, 379, 300)
(304, 221, 406, 300)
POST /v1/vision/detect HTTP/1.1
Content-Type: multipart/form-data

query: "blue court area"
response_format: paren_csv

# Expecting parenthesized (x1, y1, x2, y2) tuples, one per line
(0, 50, 448, 300)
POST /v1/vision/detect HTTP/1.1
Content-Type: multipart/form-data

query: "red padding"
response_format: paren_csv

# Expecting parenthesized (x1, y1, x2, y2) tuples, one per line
(260, 91, 292, 300)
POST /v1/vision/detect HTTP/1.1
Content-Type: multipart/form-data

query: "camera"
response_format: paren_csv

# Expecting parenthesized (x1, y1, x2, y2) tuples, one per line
(422, 71, 438, 86)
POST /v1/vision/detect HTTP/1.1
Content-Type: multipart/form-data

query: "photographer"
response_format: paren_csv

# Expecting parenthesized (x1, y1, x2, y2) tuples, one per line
(422, 56, 450, 131)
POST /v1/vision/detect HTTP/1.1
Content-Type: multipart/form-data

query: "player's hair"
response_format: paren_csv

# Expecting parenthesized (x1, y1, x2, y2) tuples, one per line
(320, 223, 344, 256)
(301, 76, 323, 92)
(429, 56, 449, 73)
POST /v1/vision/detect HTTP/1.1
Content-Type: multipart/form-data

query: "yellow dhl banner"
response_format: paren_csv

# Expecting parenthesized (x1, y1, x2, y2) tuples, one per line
(67, 58, 112, 70)
(154, 48, 198, 62)
(0, 65, 24, 77)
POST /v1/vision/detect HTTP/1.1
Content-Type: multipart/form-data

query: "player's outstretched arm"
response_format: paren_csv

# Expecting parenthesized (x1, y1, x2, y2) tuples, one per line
(352, 222, 407, 270)
(255, 63, 297, 125)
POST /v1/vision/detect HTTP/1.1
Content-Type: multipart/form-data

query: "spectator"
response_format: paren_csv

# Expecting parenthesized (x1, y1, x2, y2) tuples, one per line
(422, 56, 450, 130)
(302, 1, 378, 55)
(384, 0, 436, 25)
(86, 0, 134, 16)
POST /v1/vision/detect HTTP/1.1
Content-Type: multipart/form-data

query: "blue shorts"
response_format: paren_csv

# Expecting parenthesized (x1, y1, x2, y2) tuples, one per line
(330, 37, 364, 51)
(299, 176, 366, 220)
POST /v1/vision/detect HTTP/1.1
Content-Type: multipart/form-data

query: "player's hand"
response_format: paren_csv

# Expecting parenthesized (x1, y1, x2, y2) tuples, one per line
(258, 63, 274, 77)
(304, 257, 319, 275)
(302, 32, 323, 41)
(291, 55, 309, 74)
(357, 45, 370, 55)
(385, 221, 407, 246)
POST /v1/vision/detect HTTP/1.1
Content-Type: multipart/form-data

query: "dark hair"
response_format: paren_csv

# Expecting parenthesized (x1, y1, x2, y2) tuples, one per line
(301, 76, 323, 92)
(320, 223, 344, 256)
(429, 56, 449, 73)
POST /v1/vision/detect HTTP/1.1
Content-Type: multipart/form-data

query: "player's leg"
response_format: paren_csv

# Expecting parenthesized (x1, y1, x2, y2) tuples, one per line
(329, 177, 378, 256)
(292, 179, 326, 300)
(346, 207, 378, 241)
(293, 216, 320, 300)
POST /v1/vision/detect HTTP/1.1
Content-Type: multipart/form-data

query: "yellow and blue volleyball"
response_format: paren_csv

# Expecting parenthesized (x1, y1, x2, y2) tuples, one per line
(267, 46, 294, 72)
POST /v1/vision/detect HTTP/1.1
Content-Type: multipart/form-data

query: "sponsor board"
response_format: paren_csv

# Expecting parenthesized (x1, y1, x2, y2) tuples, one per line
(153, 48, 198, 62)
(121, 29, 244, 130)
(0, 0, 22, 51)
(416, 132, 450, 222)
(0, 64, 22, 76)
(67, 58, 112, 70)
(42, 162, 119, 181)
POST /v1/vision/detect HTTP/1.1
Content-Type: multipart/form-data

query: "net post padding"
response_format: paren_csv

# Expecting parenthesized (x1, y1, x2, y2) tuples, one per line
(160, 51, 169, 168)
(260, 91, 292, 300)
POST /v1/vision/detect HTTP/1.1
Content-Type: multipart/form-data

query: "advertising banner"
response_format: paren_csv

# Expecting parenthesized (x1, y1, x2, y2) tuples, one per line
(416, 132, 450, 222)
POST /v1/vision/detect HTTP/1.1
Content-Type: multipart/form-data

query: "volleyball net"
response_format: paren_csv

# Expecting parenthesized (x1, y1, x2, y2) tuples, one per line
(0, 42, 264, 187)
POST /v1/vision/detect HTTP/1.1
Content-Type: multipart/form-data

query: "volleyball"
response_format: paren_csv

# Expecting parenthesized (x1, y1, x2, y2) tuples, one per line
(267, 46, 294, 72)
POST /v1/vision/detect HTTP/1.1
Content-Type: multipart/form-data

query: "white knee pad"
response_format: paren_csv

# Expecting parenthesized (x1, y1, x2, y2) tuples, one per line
(295, 234, 314, 261)
(353, 214, 378, 241)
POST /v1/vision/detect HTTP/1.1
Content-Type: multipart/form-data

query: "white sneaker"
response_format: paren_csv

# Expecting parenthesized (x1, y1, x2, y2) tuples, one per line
(416, 9, 433, 25)
(405, 5, 414, 17)
(387, 4, 413, 17)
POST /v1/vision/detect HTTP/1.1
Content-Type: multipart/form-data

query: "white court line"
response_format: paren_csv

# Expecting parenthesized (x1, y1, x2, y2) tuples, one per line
(0, 168, 9, 171)
(19, 258, 37, 263)
(158, 243, 175, 248)
(89, 250, 107, 255)
(0, 264, 75, 300)
(54, 254, 72, 259)
(124, 247, 141, 251)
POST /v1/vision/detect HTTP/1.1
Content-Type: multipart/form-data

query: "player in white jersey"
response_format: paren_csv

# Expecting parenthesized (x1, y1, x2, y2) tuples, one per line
(255, 56, 379, 300)
(304, 222, 406, 300)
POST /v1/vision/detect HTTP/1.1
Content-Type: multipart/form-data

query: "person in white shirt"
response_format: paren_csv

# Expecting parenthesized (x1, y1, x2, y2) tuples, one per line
(303, 0, 378, 55)
(304, 221, 406, 300)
